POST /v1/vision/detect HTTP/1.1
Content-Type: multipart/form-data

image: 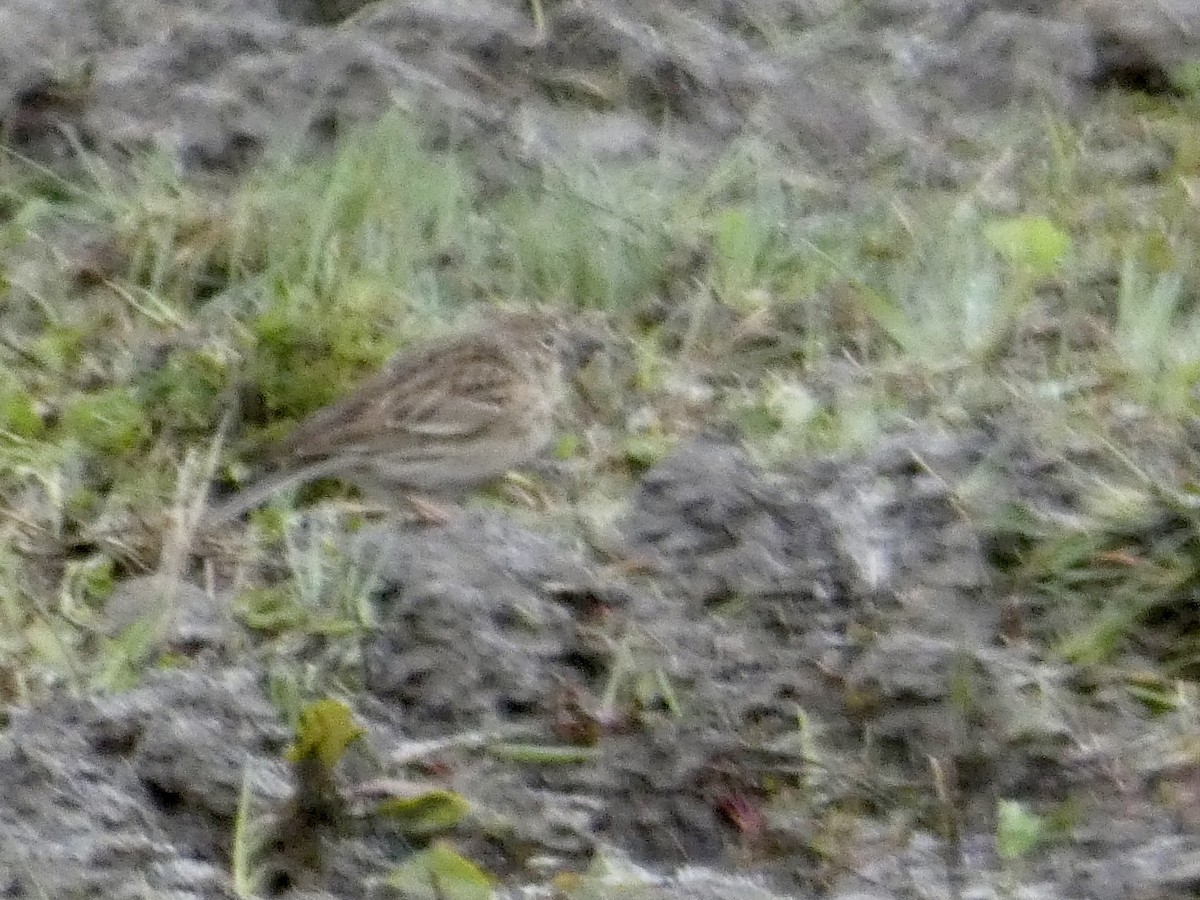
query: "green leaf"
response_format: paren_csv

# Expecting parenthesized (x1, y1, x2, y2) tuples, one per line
(1114, 258, 1184, 378)
(713, 206, 770, 309)
(386, 843, 494, 900)
(96, 617, 162, 688)
(984, 216, 1070, 275)
(1172, 60, 1200, 96)
(236, 586, 308, 632)
(552, 432, 582, 460)
(996, 799, 1044, 860)
(285, 698, 365, 769)
(66, 555, 116, 604)
(485, 743, 600, 764)
(231, 767, 264, 899)
(25, 619, 78, 676)
(641, 667, 682, 716)
(620, 434, 673, 471)
(376, 787, 471, 836)
(1125, 677, 1185, 714)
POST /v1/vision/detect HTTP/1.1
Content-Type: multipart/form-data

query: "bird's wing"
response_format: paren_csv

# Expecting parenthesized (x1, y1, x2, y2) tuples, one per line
(268, 338, 521, 462)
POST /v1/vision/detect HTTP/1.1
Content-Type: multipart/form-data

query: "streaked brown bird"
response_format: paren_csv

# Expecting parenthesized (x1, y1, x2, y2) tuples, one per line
(203, 309, 591, 526)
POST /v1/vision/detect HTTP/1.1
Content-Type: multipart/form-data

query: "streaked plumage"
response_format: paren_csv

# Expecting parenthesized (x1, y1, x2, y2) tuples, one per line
(203, 309, 580, 526)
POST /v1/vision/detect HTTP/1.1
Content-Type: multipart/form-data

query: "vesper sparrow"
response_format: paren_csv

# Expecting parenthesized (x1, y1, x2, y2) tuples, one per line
(202, 309, 588, 526)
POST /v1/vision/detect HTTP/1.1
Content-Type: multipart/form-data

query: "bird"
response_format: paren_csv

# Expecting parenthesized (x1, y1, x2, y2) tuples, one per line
(201, 308, 592, 527)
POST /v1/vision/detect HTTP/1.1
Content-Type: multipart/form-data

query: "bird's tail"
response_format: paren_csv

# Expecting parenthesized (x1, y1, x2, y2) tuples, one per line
(200, 456, 354, 528)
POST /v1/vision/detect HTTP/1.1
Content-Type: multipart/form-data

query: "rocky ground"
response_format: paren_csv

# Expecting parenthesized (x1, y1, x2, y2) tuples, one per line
(2, 0, 1200, 898)
(5, 0, 1196, 188)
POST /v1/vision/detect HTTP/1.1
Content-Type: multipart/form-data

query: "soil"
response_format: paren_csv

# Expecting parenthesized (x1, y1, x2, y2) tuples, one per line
(3, 0, 1200, 897)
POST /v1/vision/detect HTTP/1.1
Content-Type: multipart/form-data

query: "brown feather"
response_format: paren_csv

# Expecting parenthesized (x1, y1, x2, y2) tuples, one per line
(202, 309, 575, 526)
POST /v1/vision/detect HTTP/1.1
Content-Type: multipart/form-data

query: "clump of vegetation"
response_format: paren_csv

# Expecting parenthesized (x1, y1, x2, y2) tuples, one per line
(0, 89, 1197, 716)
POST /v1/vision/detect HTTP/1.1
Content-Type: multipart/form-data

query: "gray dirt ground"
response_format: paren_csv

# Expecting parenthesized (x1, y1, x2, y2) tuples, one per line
(3, 0, 1200, 897)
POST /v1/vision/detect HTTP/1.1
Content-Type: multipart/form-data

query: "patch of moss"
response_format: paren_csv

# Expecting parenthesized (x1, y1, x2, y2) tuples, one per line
(144, 347, 230, 433)
(58, 387, 151, 456)
(0, 377, 45, 439)
(247, 282, 393, 421)
(29, 325, 89, 376)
